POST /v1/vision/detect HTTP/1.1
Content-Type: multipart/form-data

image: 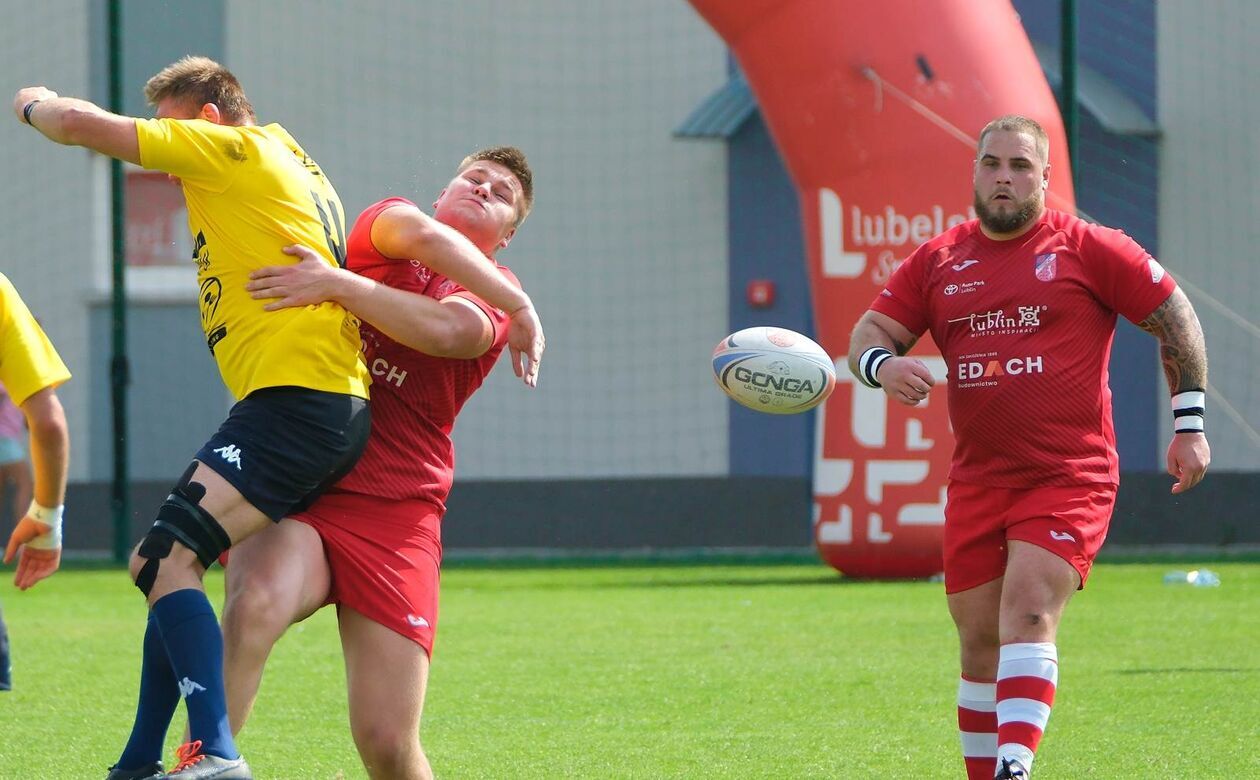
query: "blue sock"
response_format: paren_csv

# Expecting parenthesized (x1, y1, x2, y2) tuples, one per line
(151, 589, 238, 760)
(0, 606, 11, 690)
(116, 612, 180, 769)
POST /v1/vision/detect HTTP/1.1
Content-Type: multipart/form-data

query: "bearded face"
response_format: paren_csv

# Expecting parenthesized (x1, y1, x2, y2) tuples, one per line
(973, 187, 1041, 235)
(972, 129, 1048, 237)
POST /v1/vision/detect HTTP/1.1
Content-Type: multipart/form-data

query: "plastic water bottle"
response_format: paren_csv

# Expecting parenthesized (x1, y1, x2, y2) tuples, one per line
(1161, 569, 1221, 587)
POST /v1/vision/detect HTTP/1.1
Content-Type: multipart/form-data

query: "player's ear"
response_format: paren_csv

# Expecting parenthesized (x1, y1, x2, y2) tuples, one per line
(498, 227, 516, 250)
(1042, 163, 1050, 189)
(199, 103, 222, 124)
(433, 189, 447, 210)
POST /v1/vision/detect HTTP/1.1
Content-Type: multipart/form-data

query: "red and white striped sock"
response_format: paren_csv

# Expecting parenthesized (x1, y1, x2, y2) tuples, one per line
(957, 676, 998, 780)
(996, 642, 1058, 773)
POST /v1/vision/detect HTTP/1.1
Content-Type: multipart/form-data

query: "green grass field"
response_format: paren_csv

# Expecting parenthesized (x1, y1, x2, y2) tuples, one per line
(0, 560, 1255, 778)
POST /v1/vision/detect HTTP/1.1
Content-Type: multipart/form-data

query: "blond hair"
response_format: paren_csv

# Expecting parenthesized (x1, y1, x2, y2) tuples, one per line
(977, 115, 1049, 163)
(144, 56, 256, 124)
(459, 146, 534, 226)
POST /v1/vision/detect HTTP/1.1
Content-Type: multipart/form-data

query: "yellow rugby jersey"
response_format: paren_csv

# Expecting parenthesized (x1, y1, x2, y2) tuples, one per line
(135, 118, 368, 401)
(0, 273, 71, 404)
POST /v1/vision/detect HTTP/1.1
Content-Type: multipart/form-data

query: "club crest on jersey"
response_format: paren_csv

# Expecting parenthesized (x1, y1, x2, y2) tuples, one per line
(1034, 252, 1057, 282)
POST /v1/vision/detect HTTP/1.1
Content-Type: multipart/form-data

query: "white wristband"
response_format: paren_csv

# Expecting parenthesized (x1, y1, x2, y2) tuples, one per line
(24, 500, 64, 549)
(1172, 389, 1205, 434)
(857, 347, 895, 388)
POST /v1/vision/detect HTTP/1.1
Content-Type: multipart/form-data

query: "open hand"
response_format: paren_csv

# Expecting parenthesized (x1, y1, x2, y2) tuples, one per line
(247, 245, 344, 310)
(5, 516, 62, 589)
(506, 303, 544, 387)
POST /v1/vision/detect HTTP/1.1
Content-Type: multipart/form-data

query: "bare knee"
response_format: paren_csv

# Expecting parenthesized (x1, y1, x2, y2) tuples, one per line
(353, 720, 425, 779)
(222, 573, 294, 647)
(1000, 606, 1059, 644)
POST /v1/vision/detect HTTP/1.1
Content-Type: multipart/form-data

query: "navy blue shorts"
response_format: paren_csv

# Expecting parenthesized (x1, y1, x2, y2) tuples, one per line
(194, 386, 370, 520)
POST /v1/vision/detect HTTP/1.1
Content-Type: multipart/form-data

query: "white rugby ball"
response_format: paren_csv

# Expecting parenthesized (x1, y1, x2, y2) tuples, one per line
(712, 327, 837, 414)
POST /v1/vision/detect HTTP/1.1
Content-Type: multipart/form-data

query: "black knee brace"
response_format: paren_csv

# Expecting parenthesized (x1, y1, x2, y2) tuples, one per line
(133, 463, 232, 597)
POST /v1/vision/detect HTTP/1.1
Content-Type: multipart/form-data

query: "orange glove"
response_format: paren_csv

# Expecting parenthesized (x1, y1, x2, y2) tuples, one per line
(5, 515, 63, 590)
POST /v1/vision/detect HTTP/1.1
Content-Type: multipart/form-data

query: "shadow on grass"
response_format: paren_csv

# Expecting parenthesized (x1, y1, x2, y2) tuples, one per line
(451, 572, 944, 591)
(1116, 668, 1256, 675)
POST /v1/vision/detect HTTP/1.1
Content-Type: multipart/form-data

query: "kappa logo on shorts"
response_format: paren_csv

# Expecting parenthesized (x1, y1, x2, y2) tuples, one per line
(406, 614, 430, 628)
(213, 443, 243, 471)
(1049, 530, 1075, 542)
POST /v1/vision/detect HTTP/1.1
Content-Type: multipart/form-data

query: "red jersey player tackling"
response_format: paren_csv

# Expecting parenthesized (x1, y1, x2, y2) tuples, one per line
(848, 116, 1209, 780)
(221, 147, 535, 780)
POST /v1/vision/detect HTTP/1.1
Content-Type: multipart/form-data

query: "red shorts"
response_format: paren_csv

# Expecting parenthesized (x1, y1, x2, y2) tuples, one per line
(942, 480, 1116, 594)
(291, 491, 443, 656)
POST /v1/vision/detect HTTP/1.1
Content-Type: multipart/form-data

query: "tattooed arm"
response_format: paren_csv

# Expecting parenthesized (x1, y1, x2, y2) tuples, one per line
(848, 310, 934, 407)
(1135, 287, 1211, 493)
(1136, 287, 1208, 394)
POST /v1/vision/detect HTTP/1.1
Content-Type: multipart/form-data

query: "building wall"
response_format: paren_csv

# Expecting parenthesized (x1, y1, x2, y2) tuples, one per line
(1012, 0, 1163, 471)
(1, 0, 98, 482)
(1157, 0, 1260, 469)
(725, 115, 814, 477)
(225, 0, 732, 479)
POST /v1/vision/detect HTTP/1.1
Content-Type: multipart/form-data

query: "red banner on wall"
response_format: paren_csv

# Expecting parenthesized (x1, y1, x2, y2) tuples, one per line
(690, 0, 1075, 577)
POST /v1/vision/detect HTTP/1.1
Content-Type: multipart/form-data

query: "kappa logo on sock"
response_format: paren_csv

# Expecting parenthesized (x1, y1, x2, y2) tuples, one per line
(178, 677, 207, 698)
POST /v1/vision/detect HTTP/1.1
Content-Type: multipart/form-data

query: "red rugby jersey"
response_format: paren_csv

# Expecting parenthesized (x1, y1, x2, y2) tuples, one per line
(870, 209, 1175, 487)
(331, 198, 516, 509)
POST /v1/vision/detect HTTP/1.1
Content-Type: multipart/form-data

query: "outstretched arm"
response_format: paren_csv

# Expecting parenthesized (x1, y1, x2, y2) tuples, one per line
(1136, 287, 1210, 493)
(848, 310, 935, 407)
(14, 87, 141, 165)
(3, 387, 70, 590)
(372, 204, 543, 385)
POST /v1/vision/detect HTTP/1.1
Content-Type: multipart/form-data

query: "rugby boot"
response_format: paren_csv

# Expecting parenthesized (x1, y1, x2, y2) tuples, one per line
(105, 762, 164, 780)
(995, 757, 1030, 779)
(160, 741, 252, 779)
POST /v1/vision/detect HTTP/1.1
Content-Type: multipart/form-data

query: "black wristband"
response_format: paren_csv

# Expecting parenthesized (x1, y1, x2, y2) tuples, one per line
(22, 99, 42, 125)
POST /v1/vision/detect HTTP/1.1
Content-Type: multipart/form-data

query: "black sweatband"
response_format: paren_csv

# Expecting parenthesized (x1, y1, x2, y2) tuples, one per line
(22, 99, 42, 125)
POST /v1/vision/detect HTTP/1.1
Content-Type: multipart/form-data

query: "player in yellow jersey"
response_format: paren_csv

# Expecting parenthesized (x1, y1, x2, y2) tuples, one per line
(0, 273, 72, 691)
(15, 56, 544, 780)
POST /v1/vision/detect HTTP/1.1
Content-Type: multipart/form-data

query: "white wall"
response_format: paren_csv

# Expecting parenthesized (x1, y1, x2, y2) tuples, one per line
(226, 0, 732, 478)
(1158, 0, 1260, 469)
(0, 0, 99, 481)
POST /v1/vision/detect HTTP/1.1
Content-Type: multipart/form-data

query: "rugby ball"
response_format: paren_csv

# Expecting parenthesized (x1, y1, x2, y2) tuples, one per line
(712, 327, 836, 414)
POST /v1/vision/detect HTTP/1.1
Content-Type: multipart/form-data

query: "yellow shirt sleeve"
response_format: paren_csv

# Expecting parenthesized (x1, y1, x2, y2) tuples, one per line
(0, 274, 72, 405)
(135, 118, 248, 194)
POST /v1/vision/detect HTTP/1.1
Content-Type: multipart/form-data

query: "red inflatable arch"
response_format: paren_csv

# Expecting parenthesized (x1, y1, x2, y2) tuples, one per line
(689, 0, 1075, 577)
